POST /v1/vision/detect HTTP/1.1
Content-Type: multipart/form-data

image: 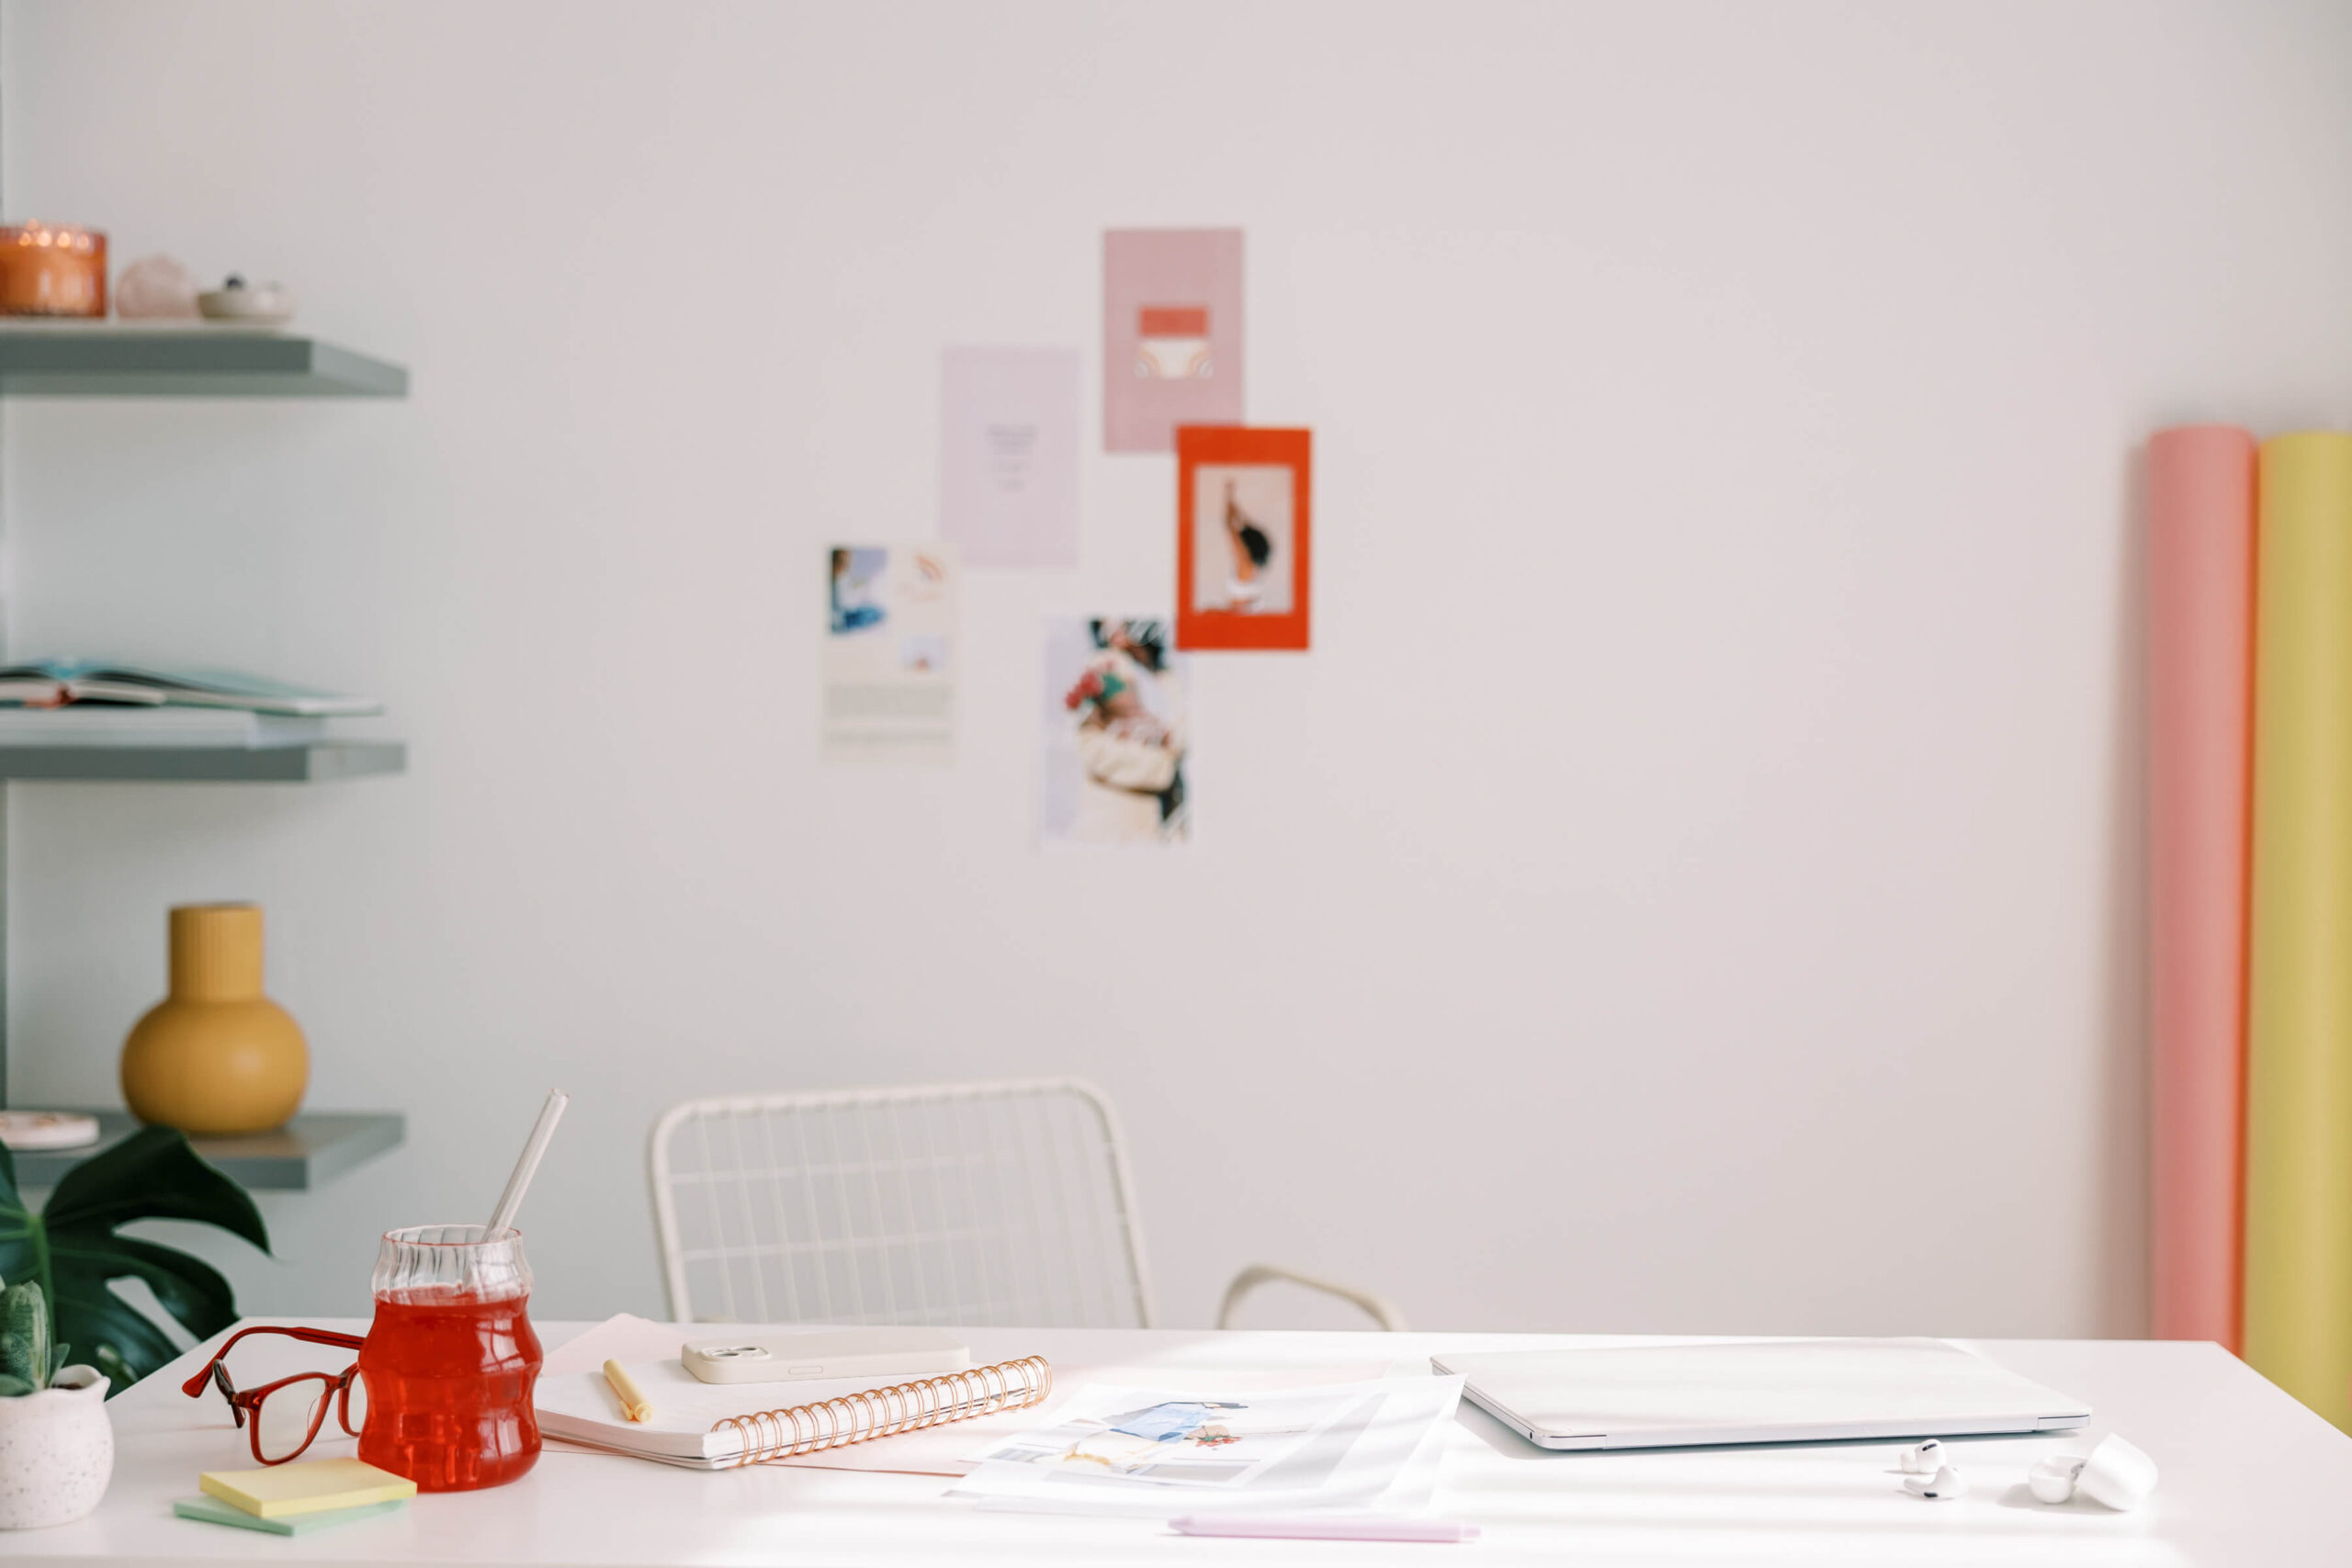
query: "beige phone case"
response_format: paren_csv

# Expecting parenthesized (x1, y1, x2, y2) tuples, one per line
(681, 1328, 971, 1384)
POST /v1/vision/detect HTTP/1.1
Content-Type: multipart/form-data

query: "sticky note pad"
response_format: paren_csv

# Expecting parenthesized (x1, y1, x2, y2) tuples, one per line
(198, 1457, 417, 1517)
(175, 1495, 406, 1535)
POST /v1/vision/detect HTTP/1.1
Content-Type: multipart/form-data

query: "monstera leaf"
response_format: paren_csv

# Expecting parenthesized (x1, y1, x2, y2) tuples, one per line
(0, 1125, 269, 1394)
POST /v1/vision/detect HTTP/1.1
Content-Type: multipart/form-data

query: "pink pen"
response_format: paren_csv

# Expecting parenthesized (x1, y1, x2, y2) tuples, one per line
(1171, 1515, 1480, 1543)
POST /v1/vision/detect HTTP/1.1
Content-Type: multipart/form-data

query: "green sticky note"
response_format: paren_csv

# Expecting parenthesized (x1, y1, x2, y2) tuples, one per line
(175, 1495, 406, 1536)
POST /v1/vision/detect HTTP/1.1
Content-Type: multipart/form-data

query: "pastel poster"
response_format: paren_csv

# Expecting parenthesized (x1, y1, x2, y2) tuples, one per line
(1102, 229, 1244, 453)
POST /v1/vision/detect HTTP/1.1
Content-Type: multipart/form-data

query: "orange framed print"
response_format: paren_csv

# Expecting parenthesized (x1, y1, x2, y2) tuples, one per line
(1176, 426, 1311, 652)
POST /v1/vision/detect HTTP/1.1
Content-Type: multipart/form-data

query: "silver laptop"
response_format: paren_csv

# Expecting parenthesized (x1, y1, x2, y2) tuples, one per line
(1431, 1337, 2090, 1450)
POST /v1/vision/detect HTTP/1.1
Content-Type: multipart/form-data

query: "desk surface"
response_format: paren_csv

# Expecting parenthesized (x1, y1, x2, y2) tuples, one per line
(4, 1319, 2347, 1565)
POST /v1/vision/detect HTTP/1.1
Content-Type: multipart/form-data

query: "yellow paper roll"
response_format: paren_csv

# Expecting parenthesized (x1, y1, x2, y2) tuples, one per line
(2245, 431, 2352, 1429)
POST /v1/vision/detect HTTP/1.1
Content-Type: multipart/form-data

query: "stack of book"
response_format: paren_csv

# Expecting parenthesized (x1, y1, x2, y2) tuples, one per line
(0, 660, 379, 750)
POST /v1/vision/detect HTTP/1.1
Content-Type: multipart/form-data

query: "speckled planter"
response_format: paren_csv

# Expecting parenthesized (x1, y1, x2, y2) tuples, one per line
(0, 1366, 112, 1529)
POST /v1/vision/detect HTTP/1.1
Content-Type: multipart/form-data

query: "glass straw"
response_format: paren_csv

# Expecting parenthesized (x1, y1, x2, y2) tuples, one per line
(487, 1089, 570, 1235)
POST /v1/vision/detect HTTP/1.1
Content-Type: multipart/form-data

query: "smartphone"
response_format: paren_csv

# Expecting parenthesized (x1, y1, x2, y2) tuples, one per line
(680, 1327, 971, 1384)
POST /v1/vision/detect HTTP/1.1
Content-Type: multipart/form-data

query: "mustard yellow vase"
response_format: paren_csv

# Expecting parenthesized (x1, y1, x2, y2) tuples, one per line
(119, 904, 308, 1134)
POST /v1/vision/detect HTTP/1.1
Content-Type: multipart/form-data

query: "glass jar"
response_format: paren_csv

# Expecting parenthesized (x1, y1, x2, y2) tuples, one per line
(0, 223, 106, 317)
(356, 1224, 543, 1491)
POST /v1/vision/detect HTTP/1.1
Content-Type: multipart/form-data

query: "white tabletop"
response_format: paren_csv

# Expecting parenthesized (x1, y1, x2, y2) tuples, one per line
(4, 1319, 2347, 1565)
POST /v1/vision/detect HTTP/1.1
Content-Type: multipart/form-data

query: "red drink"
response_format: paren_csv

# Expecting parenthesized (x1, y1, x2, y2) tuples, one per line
(357, 1227, 542, 1491)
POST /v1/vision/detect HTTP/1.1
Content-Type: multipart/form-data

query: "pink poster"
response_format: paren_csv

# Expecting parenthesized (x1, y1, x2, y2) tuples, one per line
(940, 347, 1080, 568)
(1102, 229, 1244, 453)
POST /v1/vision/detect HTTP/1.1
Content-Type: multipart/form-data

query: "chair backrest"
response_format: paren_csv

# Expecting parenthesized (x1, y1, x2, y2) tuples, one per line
(646, 1077, 1157, 1328)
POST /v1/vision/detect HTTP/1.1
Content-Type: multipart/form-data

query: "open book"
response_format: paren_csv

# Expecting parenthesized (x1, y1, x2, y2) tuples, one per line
(0, 660, 380, 716)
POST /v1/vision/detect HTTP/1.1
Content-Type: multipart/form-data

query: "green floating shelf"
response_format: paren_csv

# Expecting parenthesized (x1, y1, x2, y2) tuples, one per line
(10, 1111, 405, 1190)
(0, 741, 405, 782)
(0, 326, 407, 397)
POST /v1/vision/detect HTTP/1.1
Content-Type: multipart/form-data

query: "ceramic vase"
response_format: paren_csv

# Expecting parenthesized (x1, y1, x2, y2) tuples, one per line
(0, 1367, 112, 1529)
(119, 903, 308, 1134)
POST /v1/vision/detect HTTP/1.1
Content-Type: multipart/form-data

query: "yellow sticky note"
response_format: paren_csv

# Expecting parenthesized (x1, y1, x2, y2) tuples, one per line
(198, 1457, 417, 1518)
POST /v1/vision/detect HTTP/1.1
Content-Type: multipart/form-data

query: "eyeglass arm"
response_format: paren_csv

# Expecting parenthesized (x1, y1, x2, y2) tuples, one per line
(180, 1323, 368, 1398)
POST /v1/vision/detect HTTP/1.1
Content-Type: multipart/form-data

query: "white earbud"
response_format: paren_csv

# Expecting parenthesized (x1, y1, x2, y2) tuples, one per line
(1903, 1463, 1966, 1500)
(1898, 1438, 1944, 1474)
(2023, 1435, 2156, 1510)
(2028, 1455, 2086, 1504)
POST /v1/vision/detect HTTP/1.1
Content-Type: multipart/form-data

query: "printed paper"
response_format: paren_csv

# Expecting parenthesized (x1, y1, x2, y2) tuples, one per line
(951, 1377, 1465, 1517)
(972, 1388, 1354, 1487)
(1102, 229, 1244, 453)
(822, 544, 957, 763)
(1040, 617, 1190, 849)
(940, 347, 1080, 568)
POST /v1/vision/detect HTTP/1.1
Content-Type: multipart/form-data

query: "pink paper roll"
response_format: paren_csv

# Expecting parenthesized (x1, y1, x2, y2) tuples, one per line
(2146, 424, 2256, 1348)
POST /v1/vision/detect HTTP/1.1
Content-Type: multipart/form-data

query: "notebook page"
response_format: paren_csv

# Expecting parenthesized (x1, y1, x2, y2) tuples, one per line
(538, 1314, 685, 1378)
(533, 1358, 963, 1461)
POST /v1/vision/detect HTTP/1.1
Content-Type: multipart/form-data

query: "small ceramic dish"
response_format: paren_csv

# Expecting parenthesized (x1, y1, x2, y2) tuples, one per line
(197, 276, 297, 324)
(0, 1110, 100, 1151)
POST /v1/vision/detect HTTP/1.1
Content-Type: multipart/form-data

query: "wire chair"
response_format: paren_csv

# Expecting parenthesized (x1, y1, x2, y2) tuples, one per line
(648, 1077, 1408, 1331)
(648, 1078, 1156, 1327)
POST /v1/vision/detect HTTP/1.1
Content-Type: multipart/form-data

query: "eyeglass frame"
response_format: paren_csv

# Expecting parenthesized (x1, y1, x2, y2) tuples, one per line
(179, 1324, 369, 1465)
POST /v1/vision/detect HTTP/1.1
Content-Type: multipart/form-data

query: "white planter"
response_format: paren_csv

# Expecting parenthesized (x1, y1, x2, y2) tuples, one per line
(0, 1366, 113, 1529)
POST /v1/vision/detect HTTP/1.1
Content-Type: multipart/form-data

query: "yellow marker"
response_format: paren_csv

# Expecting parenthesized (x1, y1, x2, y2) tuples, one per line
(604, 1359, 652, 1423)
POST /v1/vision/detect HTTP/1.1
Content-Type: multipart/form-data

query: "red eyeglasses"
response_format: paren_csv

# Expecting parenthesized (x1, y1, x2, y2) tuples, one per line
(181, 1325, 369, 1465)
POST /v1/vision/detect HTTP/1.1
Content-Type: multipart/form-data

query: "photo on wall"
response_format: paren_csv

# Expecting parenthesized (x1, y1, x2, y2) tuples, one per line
(1102, 228, 1244, 453)
(822, 543, 958, 763)
(1039, 616, 1190, 849)
(1176, 426, 1311, 651)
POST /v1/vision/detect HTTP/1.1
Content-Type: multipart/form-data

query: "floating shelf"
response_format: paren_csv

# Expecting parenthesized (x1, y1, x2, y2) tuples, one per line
(10, 1111, 405, 1190)
(0, 325, 407, 397)
(0, 740, 405, 782)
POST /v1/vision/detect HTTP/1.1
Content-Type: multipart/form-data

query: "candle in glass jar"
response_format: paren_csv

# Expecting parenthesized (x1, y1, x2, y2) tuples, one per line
(0, 223, 107, 317)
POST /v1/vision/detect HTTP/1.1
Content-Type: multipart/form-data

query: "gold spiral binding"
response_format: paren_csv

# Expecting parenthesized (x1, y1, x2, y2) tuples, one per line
(709, 1355, 1054, 1468)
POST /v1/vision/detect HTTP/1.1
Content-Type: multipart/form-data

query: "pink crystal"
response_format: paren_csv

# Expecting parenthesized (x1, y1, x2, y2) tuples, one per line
(114, 254, 199, 319)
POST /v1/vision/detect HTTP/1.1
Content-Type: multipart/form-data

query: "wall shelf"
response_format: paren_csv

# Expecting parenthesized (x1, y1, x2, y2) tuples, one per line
(0, 320, 411, 1113)
(10, 1110, 404, 1190)
(0, 326, 407, 397)
(0, 741, 405, 782)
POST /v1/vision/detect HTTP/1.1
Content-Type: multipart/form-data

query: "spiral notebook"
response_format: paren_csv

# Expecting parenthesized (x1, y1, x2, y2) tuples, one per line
(533, 1354, 1053, 1471)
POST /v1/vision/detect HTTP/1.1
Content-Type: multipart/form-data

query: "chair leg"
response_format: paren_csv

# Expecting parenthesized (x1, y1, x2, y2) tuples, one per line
(1216, 1263, 1408, 1331)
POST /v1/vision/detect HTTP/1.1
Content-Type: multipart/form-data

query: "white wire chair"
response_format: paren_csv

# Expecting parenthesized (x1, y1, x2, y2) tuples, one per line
(646, 1077, 1405, 1331)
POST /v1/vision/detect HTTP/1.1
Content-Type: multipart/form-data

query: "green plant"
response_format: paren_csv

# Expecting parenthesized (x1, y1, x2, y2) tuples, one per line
(0, 1277, 67, 1395)
(0, 1125, 269, 1396)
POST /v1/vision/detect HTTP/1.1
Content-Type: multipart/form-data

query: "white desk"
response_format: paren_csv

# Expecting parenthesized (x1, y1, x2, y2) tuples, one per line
(4, 1320, 2347, 1565)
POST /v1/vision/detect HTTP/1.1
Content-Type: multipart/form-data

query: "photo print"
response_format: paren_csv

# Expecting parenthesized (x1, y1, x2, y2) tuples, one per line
(821, 543, 958, 763)
(1040, 616, 1190, 849)
(1176, 426, 1311, 651)
(978, 1389, 1355, 1487)
(1102, 228, 1244, 453)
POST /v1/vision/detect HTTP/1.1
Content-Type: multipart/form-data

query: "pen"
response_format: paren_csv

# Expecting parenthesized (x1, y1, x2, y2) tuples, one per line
(1171, 1515, 1479, 1543)
(604, 1359, 652, 1423)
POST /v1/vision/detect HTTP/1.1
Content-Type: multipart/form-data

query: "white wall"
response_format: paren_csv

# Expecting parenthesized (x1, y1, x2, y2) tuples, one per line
(6, 0, 2352, 1342)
